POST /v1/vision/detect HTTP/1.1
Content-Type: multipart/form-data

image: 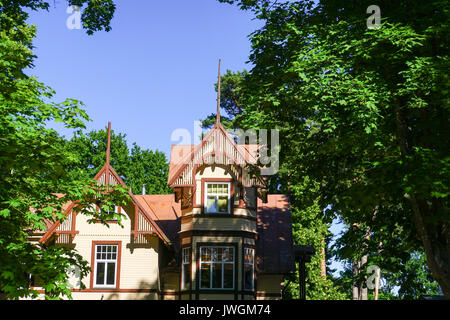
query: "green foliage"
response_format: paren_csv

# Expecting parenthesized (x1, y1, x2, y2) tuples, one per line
(203, 68, 347, 298)
(283, 179, 347, 299)
(383, 251, 441, 299)
(0, 0, 121, 299)
(200, 69, 249, 130)
(220, 0, 449, 297)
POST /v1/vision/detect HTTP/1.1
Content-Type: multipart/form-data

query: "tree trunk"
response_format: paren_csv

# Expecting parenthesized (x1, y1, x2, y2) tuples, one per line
(320, 238, 326, 279)
(395, 103, 450, 298)
(352, 259, 360, 300)
(374, 265, 381, 300)
(410, 196, 450, 297)
(359, 254, 368, 300)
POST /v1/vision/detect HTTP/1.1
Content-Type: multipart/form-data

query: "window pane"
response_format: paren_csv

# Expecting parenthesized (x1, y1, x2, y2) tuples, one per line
(222, 248, 231, 262)
(201, 247, 210, 261)
(106, 262, 115, 285)
(183, 248, 191, 263)
(96, 262, 105, 285)
(229, 248, 235, 262)
(183, 264, 191, 289)
(211, 248, 218, 262)
(244, 264, 254, 290)
(212, 263, 222, 289)
(216, 248, 223, 262)
(206, 196, 216, 213)
(218, 196, 228, 212)
(245, 248, 254, 264)
(223, 263, 234, 289)
(200, 263, 211, 288)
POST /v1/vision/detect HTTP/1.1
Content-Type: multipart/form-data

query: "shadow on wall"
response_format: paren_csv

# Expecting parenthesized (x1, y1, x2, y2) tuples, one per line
(256, 195, 295, 274)
(105, 280, 158, 300)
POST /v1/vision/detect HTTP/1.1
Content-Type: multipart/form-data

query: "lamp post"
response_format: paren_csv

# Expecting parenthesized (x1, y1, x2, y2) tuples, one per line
(293, 245, 315, 300)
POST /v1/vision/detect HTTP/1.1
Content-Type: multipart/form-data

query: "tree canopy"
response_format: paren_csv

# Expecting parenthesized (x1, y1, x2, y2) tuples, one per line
(0, 0, 123, 299)
(64, 127, 171, 195)
(217, 0, 449, 298)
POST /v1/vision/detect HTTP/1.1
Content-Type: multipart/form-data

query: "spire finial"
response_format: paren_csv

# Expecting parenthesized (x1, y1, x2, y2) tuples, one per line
(106, 121, 111, 167)
(216, 59, 221, 124)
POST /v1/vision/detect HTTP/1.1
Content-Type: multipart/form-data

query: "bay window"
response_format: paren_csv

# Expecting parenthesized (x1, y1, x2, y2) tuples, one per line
(199, 246, 234, 290)
(243, 247, 255, 290)
(182, 247, 191, 290)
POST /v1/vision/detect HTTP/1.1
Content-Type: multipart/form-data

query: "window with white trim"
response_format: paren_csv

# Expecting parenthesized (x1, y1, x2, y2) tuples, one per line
(204, 182, 230, 213)
(93, 244, 118, 288)
(181, 247, 191, 290)
(199, 246, 234, 289)
(244, 247, 255, 290)
(95, 202, 120, 221)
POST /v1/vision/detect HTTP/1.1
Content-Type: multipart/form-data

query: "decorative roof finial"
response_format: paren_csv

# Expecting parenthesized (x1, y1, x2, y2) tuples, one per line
(216, 59, 221, 124)
(106, 121, 111, 167)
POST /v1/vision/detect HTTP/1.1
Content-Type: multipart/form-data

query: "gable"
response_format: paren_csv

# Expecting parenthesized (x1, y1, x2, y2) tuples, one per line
(168, 123, 265, 188)
(39, 163, 173, 246)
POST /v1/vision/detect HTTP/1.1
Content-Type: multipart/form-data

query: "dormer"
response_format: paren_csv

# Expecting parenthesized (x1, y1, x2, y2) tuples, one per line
(168, 61, 266, 217)
(168, 123, 266, 217)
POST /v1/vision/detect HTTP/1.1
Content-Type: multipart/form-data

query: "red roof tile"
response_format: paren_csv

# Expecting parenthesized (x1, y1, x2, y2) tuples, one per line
(134, 194, 181, 247)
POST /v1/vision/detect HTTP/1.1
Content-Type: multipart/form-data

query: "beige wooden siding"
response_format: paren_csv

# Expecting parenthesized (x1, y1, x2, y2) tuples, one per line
(58, 204, 160, 300)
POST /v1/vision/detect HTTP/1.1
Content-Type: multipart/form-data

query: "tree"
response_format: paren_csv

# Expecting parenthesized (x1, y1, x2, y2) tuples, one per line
(0, 0, 124, 299)
(218, 0, 449, 297)
(64, 128, 171, 195)
(201, 69, 347, 299)
(200, 69, 248, 130)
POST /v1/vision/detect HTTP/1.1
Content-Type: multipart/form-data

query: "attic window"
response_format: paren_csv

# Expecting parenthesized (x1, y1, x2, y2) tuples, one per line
(95, 202, 120, 222)
(204, 182, 230, 214)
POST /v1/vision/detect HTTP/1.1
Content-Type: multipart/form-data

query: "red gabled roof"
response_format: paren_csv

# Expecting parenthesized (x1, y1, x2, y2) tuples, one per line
(39, 122, 173, 245)
(168, 122, 263, 187)
(134, 194, 181, 247)
(96, 163, 173, 244)
(39, 163, 173, 245)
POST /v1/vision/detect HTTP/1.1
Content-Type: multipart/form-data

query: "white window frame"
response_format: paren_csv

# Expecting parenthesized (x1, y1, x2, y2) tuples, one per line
(199, 246, 235, 290)
(181, 247, 191, 290)
(243, 247, 255, 291)
(95, 203, 120, 222)
(204, 182, 231, 214)
(93, 244, 118, 288)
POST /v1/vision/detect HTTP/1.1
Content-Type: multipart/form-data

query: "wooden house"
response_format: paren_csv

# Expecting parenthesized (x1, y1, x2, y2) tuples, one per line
(30, 63, 295, 300)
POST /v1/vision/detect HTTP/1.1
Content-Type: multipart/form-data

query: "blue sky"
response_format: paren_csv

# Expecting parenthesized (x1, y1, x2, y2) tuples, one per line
(27, 0, 262, 157)
(27, 0, 345, 275)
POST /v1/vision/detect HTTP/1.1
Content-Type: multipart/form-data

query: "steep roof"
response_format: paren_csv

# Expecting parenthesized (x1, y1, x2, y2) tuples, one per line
(134, 194, 181, 247)
(39, 123, 173, 245)
(168, 122, 264, 187)
(256, 194, 295, 274)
